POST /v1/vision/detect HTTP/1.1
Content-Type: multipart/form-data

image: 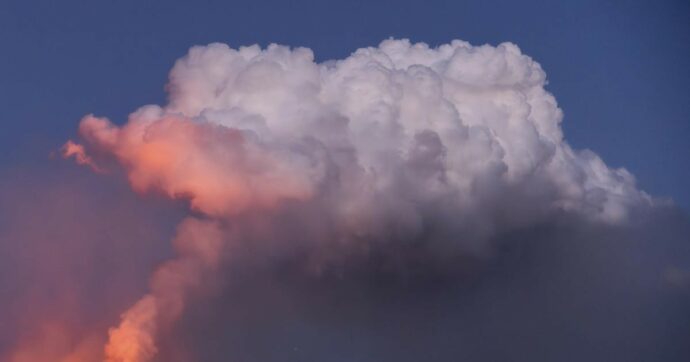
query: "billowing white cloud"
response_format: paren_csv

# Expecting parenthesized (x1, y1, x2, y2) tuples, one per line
(64, 39, 658, 361)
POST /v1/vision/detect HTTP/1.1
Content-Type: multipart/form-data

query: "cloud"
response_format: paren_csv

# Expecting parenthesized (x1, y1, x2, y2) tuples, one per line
(61, 140, 104, 173)
(54, 38, 690, 361)
(0, 165, 184, 362)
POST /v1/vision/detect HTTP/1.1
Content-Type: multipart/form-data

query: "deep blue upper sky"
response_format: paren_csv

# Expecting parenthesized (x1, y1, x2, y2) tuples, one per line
(1, 0, 688, 210)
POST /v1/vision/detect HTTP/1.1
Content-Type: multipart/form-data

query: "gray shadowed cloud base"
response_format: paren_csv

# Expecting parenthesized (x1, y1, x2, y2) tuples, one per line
(159, 209, 690, 362)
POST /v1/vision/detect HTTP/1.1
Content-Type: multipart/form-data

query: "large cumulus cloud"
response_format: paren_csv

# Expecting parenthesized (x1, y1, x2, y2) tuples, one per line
(53, 39, 688, 362)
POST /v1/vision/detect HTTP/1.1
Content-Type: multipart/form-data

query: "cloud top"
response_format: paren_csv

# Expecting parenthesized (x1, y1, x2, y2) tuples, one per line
(74, 39, 650, 223)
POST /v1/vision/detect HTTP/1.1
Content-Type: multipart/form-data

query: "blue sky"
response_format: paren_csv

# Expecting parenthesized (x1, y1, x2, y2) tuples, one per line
(1, 0, 688, 210)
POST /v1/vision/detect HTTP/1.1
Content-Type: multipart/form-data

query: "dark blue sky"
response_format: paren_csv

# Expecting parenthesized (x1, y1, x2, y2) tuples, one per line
(1, 0, 688, 210)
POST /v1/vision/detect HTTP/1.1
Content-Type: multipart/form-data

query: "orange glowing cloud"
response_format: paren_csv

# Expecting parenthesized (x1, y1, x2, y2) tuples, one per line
(0, 165, 184, 362)
(62, 110, 319, 361)
(67, 113, 316, 217)
(105, 218, 225, 362)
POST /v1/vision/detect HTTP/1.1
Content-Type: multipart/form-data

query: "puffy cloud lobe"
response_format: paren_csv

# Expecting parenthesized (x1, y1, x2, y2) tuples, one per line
(64, 39, 658, 361)
(76, 111, 315, 217)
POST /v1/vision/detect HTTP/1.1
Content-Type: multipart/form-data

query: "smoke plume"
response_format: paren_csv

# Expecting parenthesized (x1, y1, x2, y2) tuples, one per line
(46, 39, 690, 361)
